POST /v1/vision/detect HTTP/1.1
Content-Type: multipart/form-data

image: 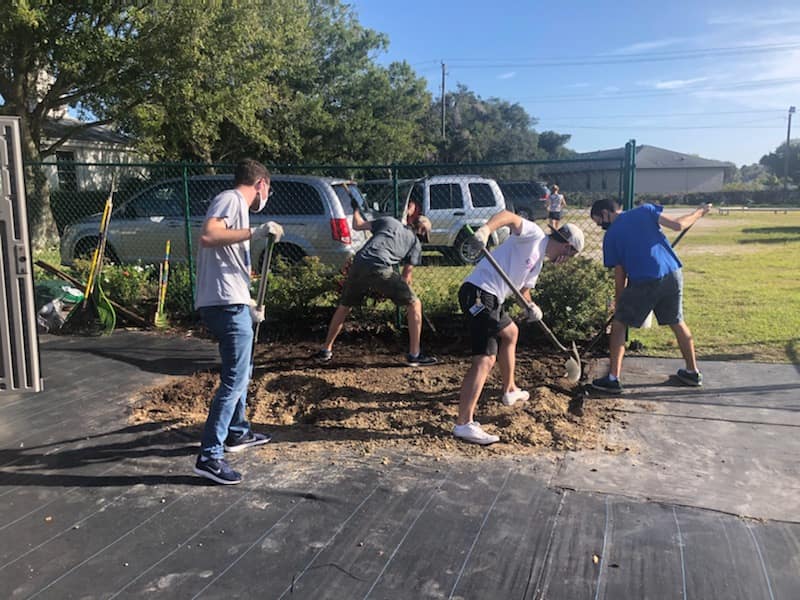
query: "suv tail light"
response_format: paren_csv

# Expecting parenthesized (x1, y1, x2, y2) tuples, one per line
(330, 218, 351, 244)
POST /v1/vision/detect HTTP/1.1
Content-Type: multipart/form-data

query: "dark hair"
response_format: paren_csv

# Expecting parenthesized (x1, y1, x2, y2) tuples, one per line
(590, 198, 620, 218)
(234, 159, 270, 186)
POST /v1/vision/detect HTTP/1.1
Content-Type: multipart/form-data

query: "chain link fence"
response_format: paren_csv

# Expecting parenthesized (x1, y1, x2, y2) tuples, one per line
(26, 157, 627, 333)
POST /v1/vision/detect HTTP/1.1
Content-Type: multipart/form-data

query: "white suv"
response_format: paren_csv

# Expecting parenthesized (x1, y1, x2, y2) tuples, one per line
(361, 175, 508, 264)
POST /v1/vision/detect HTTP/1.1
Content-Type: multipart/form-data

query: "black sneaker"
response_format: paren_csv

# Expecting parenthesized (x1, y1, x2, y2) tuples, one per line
(193, 457, 242, 485)
(224, 431, 271, 453)
(406, 352, 438, 367)
(591, 375, 624, 394)
(676, 369, 703, 387)
(313, 349, 333, 363)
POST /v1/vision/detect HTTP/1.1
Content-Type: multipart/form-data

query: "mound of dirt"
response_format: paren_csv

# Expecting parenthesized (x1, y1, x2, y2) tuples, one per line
(132, 341, 626, 460)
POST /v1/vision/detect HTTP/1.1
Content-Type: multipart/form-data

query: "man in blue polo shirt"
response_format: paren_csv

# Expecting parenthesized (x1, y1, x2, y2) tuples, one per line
(589, 199, 712, 393)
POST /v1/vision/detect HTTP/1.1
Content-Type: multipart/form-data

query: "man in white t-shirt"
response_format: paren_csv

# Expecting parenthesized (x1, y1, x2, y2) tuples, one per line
(454, 210, 585, 445)
(193, 159, 284, 485)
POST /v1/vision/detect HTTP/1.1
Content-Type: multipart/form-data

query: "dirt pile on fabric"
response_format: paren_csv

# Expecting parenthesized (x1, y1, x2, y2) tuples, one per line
(132, 341, 626, 459)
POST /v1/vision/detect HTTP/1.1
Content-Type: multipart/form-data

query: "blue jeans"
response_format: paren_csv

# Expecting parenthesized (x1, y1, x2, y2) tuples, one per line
(199, 304, 253, 459)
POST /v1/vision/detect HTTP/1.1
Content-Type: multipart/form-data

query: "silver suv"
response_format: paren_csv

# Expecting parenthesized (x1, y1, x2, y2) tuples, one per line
(60, 174, 369, 270)
(360, 175, 508, 264)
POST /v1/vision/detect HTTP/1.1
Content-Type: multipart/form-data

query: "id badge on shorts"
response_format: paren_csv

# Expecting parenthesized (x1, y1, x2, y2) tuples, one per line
(469, 296, 486, 316)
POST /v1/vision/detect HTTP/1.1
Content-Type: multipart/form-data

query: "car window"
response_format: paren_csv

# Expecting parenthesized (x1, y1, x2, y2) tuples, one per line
(429, 183, 463, 210)
(129, 183, 183, 218)
(263, 181, 325, 216)
(469, 183, 496, 208)
(188, 179, 232, 217)
(333, 183, 366, 215)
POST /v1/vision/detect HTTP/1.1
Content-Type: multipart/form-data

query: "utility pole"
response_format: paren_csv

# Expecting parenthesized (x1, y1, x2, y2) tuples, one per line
(441, 61, 446, 139)
(784, 106, 796, 198)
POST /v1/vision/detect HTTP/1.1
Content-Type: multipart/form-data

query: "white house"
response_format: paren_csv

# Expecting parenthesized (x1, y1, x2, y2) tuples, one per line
(40, 117, 140, 192)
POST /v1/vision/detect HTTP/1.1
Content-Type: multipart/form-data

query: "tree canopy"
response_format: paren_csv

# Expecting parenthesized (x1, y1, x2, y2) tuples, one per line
(759, 139, 800, 187)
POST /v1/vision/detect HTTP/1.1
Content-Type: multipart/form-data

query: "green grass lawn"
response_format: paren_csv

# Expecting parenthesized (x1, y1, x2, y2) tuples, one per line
(627, 210, 800, 364)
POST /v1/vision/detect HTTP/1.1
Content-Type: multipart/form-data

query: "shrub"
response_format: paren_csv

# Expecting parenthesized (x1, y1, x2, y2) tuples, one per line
(529, 256, 613, 342)
(258, 256, 340, 327)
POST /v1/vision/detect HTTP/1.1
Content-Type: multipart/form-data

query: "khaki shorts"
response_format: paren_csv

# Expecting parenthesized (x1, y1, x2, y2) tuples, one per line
(340, 261, 417, 307)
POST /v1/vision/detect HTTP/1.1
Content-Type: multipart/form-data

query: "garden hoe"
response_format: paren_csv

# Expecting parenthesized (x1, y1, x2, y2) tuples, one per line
(473, 240, 581, 383)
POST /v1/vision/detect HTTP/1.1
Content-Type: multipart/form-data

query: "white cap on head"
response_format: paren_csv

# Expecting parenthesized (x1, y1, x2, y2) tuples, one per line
(552, 223, 585, 253)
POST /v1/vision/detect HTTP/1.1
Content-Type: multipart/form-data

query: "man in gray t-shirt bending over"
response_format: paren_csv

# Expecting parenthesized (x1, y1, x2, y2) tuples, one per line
(313, 208, 437, 366)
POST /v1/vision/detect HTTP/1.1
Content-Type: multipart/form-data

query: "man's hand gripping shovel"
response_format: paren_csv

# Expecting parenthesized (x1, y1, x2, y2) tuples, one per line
(466, 226, 581, 383)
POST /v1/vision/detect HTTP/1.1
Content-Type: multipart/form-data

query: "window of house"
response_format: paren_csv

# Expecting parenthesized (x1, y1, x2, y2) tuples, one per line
(56, 151, 77, 192)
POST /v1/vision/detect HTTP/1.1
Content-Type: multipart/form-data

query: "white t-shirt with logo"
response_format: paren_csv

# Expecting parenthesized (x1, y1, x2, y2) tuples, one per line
(464, 219, 547, 300)
(195, 189, 253, 309)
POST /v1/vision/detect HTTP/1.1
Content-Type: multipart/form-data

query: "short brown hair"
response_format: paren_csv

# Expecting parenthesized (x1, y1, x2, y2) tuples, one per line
(234, 159, 270, 186)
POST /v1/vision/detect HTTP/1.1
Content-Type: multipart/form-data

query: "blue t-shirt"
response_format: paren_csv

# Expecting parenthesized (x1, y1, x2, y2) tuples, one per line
(602, 203, 681, 282)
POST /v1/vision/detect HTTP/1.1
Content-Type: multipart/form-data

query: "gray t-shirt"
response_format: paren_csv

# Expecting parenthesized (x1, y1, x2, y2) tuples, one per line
(354, 217, 422, 269)
(195, 189, 252, 309)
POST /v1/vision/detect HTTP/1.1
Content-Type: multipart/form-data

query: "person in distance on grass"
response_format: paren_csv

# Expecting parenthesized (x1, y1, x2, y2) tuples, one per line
(454, 210, 585, 445)
(589, 198, 712, 395)
(313, 201, 437, 367)
(193, 159, 284, 485)
(547, 184, 568, 229)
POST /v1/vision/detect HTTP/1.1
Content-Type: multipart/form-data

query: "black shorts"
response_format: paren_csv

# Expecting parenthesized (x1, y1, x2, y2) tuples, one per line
(458, 282, 513, 356)
(548, 211, 562, 221)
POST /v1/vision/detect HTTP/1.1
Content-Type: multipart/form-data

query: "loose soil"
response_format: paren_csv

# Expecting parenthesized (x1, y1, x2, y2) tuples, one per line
(132, 340, 627, 460)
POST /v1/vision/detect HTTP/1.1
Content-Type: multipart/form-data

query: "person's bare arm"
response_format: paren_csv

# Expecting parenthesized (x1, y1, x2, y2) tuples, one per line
(614, 265, 627, 305)
(401, 264, 413, 284)
(200, 217, 252, 247)
(352, 208, 373, 231)
(481, 209, 524, 235)
(658, 203, 712, 232)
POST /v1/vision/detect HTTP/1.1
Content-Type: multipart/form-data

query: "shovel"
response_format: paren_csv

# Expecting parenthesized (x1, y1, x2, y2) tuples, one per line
(471, 238, 581, 383)
(251, 233, 276, 371)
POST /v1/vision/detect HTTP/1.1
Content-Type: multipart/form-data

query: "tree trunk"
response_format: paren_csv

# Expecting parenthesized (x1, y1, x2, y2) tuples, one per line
(19, 119, 59, 251)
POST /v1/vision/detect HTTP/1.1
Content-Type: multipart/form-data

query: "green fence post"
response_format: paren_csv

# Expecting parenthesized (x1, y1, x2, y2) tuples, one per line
(182, 164, 196, 312)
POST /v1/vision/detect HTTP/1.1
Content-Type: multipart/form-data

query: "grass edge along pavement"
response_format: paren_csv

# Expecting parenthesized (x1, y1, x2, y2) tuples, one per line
(625, 210, 800, 364)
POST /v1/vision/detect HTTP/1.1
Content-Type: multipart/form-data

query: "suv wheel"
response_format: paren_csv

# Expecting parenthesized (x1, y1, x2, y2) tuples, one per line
(451, 230, 483, 265)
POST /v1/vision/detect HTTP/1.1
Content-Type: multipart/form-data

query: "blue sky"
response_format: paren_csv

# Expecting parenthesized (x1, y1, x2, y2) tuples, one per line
(348, 1, 800, 166)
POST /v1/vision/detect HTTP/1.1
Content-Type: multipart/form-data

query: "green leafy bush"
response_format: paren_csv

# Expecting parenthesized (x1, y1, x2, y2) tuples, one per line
(529, 257, 613, 341)
(71, 259, 158, 315)
(258, 256, 340, 326)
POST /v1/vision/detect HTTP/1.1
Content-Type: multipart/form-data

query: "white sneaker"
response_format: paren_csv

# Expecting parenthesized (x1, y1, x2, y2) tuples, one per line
(501, 389, 529, 407)
(453, 421, 500, 445)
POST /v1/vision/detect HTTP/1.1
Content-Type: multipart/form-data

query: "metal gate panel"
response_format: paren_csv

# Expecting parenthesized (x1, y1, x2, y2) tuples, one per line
(0, 117, 43, 392)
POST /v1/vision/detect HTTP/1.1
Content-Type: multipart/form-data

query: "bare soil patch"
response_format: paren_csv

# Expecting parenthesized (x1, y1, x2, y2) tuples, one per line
(132, 340, 627, 460)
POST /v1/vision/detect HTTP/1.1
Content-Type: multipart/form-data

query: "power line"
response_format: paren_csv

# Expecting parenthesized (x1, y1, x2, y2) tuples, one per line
(442, 41, 800, 69)
(534, 109, 785, 120)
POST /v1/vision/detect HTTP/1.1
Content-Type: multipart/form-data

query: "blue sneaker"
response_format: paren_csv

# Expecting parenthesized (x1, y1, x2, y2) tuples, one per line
(676, 369, 703, 387)
(591, 375, 624, 394)
(224, 431, 271, 453)
(193, 457, 242, 485)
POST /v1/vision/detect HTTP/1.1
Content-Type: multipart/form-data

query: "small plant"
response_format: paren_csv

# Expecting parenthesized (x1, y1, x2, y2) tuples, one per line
(258, 256, 340, 326)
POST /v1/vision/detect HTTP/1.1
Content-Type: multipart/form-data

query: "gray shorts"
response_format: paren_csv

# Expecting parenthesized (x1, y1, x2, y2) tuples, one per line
(339, 261, 417, 307)
(615, 269, 684, 328)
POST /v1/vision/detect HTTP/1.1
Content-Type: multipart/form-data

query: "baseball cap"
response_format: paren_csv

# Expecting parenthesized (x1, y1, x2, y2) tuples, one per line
(551, 223, 585, 253)
(416, 216, 431, 243)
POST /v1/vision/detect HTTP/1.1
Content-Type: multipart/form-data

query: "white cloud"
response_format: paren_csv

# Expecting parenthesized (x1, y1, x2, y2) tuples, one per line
(497, 71, 516, 80)
(653, 77, 710, 90)
(708, 10, 800, 28)
(608, 37, 687, 55)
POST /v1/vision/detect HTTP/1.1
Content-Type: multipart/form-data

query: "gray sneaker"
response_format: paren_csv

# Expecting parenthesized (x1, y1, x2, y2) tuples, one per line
(313, 349, 333, 363)
(676, 369, 703, 387)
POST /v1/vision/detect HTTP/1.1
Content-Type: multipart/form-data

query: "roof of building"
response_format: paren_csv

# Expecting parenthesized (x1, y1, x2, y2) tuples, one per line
(543, 144, 733, 172)
(41, 117, 132, 147)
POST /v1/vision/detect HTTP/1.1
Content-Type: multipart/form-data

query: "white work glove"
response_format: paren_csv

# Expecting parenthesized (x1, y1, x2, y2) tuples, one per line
(248, 299, 265, 324)
(525, 302, 543, 323)
(468, 225, 491, 252)
(250, 221, 283, 243)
